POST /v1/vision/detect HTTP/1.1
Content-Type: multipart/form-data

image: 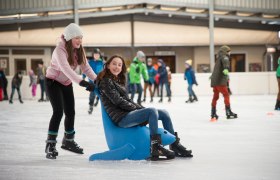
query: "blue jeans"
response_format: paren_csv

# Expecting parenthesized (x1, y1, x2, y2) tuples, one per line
(160, 82, 171, 99)
(188, 84, 195, 97)
(89, 82, 98, 106)
(130, 83, 142, 103)
(10, 86, 22, 100)
(118, 107, 175, 136)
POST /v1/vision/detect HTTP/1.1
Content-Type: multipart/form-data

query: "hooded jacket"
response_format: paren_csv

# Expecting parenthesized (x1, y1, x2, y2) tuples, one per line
(211, 46, 230, 87)
(11, 72, 22, 88)
(46, 36, 96, 86)
(129, 57, 149, 84)
(184, 66, 197, 85)
(83, 58, 104, 83)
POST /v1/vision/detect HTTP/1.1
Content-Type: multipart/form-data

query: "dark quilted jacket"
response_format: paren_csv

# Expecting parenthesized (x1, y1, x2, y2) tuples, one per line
(98, 77, 143, 125)
(210, 48, 230, 87)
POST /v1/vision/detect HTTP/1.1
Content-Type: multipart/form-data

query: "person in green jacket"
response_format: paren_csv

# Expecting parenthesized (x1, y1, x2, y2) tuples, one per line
(210, 45, 237, 120)
(129, 51, 149, 105)
(275, 56, 280, 110)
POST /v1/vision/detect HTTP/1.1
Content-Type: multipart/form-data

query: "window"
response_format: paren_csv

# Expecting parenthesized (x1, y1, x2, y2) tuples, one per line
(15, 59, 27, 75)
(230, 54, 245, 72)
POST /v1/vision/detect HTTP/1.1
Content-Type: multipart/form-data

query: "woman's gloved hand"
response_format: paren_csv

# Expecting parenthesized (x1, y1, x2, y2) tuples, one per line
(79, 80, 95, 91)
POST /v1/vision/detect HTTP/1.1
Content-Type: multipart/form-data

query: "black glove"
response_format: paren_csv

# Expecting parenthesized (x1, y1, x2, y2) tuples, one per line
(79, 80, 95, 92)
(86, 83, 95, 91)
(79, 80, 90, 87)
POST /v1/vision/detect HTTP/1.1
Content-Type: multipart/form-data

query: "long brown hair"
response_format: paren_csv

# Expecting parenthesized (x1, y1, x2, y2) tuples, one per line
(65, 40, 87, 66)
(97, 55, 127, 85)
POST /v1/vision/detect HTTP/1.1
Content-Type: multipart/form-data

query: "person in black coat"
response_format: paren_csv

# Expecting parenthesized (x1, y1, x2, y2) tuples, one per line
(0, 69, 8, 100)
(9, 71, 23, 104)
(96, 55, 193, 160)
(157, 59, 171, 102)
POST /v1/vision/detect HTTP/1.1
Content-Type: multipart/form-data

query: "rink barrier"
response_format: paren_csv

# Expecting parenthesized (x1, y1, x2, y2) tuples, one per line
(4, 72, 277, 100)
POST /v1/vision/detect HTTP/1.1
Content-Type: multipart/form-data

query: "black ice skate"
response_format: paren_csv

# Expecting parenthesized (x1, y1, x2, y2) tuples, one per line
(226, 106, 238, 119)
(210, 106, 219, 122)
(45, 138, 58, 159)
(158, 98, 163, 103)
(192, 95, 198, 102)
(185, 96, 193, 103)
(61, 133, 84, 154)
(168, 97, 171, 102)
(88, 105, 93, 114)
(169, 132, 193, 157)
(94, 97, 99, 106)
(149, 134, 175, 161)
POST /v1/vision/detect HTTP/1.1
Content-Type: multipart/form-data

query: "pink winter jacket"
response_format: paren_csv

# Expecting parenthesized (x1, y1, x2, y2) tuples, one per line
(46, 37, 96, 86)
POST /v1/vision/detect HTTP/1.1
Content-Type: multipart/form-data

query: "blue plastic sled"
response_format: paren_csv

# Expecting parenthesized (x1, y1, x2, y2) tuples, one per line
(89, 89, 176, 161)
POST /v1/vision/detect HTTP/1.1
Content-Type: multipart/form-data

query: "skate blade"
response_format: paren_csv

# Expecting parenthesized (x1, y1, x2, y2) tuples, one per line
(61, 146, 84, 154)
(147, 156, 175, 161)
(210, 118, 217, 122)
(174, 151, 193, 158)
(226, 116, 238, 119)
(46, 154, 57, 159)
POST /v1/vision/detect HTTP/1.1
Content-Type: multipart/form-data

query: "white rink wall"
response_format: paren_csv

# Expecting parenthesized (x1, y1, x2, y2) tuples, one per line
(5, 72, 278, 99)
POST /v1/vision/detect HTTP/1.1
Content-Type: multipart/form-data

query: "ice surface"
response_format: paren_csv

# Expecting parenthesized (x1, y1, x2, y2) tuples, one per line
(0, 95, 280, 180)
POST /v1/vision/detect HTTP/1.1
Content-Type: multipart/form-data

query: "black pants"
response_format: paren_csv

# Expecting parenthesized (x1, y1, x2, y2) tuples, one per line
(46, 78, 75, 134)
(10, 86, 22, 100)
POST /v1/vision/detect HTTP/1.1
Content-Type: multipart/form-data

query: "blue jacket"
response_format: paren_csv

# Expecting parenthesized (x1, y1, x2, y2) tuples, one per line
(147, 65, 157, 84)
(184, 67, 197, 85)
(83, 58, 104, 83)
(157, 63, 168, 84)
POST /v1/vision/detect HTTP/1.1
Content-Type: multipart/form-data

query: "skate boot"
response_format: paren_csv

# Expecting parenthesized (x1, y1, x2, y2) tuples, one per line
(150, 97, 153, 103)
(9, 100, 13, 104)
(45, 135, 58, 159)
(149, 134, 175, 161)
(168, 97, 171, 102)
(19, 99, 24, 104)
(142, 97, 146, 102)
(169, 132, 193, 157)
(275, 100, 280, 110)
(185, 96, 193, 103)
(211, 106, 219, 121)
(61, 133, 84, 154)
(225, 106, 238, 119)
(88, 105, 93, 114)
(192, 95, 198, 102)
(94, 97, 99, 106)
(158, 98, 163, 103)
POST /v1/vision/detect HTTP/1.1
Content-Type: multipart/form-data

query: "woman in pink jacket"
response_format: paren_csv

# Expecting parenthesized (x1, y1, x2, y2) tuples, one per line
(45, 23, 97, 159)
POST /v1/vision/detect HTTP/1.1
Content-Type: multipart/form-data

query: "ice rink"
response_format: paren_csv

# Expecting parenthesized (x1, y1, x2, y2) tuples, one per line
(0, 95, 280, 180)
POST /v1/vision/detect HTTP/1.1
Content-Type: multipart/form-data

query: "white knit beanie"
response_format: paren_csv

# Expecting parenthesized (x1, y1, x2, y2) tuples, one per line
(63, 23, 83, 41)
(136, 51, 145, 59)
